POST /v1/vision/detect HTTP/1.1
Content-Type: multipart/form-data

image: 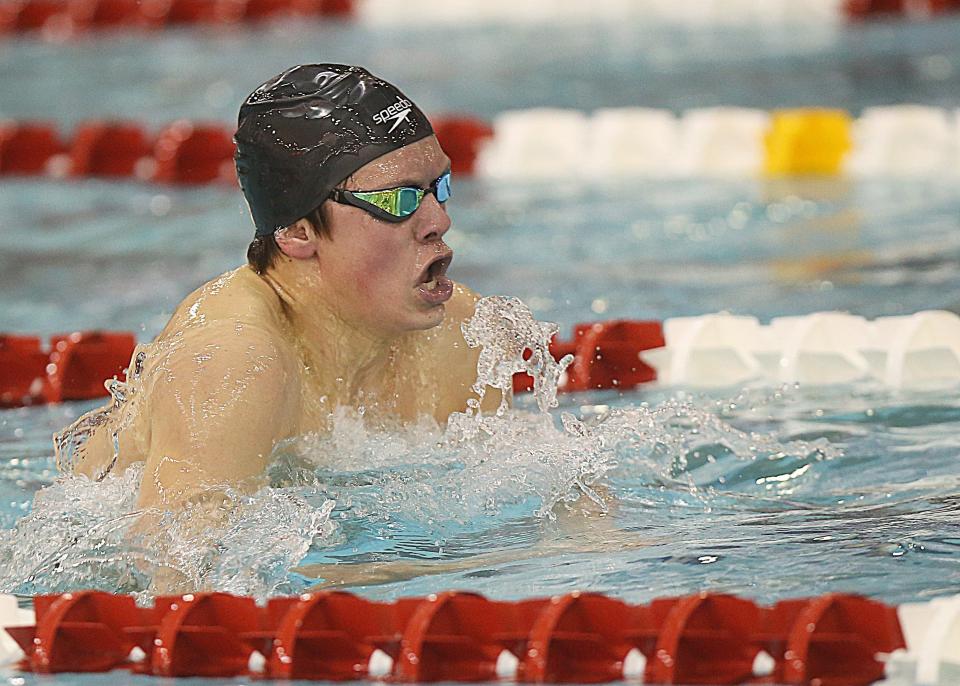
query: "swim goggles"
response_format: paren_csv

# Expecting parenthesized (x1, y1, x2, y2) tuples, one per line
(329, 171, 451, 223)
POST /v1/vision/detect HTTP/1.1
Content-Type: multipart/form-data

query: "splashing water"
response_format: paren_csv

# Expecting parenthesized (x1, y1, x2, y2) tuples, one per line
(53, 349, 146, 480)
(463, 296, 573, 415)
(0, 295, 841, 597)
(448, 296, 574, 441)
(0, 463, 336, 602)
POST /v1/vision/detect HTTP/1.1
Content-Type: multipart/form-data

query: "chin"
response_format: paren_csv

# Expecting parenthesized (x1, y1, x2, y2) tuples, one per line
(408, 303, 446, 331)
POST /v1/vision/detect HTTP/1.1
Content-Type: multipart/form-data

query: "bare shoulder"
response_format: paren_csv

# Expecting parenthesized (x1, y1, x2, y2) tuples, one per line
(143, 267, 300, 448)
(158, 266, 285, 340)
(63, 268, 298, 480)
(150, 266, 298, 386)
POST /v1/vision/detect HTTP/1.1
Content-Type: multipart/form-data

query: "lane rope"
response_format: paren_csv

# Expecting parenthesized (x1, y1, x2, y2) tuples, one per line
(0, 590, 917, 683)
(4, 310, 958, 409)
(4, 0, 960, 39)
(3, 105, 959, 184)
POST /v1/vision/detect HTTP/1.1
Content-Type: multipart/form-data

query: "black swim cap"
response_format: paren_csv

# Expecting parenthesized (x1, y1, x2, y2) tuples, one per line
(235, 64, 434, 237)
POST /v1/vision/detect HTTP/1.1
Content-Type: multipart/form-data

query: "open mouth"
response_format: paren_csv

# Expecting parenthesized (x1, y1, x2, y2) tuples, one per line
(416, 252, 454, 306)
(418, 253, 453, 290)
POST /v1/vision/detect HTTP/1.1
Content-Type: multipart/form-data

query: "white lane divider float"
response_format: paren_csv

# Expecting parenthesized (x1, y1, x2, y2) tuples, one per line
(642, 310, 960, 388)
(357, 0, 847, 26)
(0, 594, 35, 665)
(891, 596, 960, 685)
(847, 106, 960, 177)
(474, 105, 960, 179)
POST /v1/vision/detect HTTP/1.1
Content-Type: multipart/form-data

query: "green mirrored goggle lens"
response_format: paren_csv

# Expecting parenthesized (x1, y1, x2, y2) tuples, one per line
(351, 187, 425, 218)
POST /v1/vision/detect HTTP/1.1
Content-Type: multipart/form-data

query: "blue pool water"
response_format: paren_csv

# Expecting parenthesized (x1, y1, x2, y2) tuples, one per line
(2, 15, 960, 123)
(0, 13, 959, 685)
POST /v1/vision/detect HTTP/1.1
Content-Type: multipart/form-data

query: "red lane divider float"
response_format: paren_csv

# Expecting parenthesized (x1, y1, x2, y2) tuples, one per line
(513, 320, 665, 395)
(68, 121, 154, 178)
(4, 590, 905, 684)
(0, 122, 64, 174)
(151, 120, 236, 184)
(267, 592, 389, 680)
(641, 594, 760, 685)
(844, 0, 960, 19)
(0, 336, 50, 408)
(431, 116, 494, 175)
(0, 331, 135, 408)
(0, 119, 238, 185)
(0, 319, 661, 408)
(0, 0, 354, 39)
(0, 116, 492, 185)
(760, 594, 905, 686)
(0, 319, 663, 409)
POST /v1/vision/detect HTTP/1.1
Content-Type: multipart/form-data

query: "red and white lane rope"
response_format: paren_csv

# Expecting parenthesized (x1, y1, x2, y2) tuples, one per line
(3, 105, 960, 184)
(475, 105, 960, 179)
(4, 0, 960, 39)
(3, 310, 958, 409)
(356, 0, 960, 26)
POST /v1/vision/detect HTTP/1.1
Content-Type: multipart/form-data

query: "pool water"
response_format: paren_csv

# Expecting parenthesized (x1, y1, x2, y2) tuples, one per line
(0, 12, 959, 685)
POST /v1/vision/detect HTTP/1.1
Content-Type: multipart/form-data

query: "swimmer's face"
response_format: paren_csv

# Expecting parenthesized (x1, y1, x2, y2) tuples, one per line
(316, 135, 454, 335)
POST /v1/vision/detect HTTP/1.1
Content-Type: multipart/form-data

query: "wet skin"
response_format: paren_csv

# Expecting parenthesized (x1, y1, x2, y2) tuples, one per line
(59, 136, 502, 586)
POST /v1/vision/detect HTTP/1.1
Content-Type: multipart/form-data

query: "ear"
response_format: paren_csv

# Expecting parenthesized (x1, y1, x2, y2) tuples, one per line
(275, 219, 318, 259)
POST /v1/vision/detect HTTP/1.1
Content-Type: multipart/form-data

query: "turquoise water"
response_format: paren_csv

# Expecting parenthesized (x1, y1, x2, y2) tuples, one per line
(0, 13, 959, 685)
(2, 176, 958, 335)
(2, 16, 960, 123)
(1, 175, 958, 612)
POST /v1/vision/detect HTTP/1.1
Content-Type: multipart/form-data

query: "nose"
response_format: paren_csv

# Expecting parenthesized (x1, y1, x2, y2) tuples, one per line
(414, 193, 451, 243)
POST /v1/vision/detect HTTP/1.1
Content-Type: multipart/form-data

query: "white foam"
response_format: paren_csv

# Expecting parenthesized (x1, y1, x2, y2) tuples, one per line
(0, 463, 336, 602)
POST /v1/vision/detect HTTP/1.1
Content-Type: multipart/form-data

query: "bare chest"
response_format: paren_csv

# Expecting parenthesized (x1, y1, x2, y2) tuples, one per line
(292, 350, 443, 435)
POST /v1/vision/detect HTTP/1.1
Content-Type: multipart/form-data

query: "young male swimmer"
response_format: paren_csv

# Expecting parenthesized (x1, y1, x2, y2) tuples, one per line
(56, 64, 630, 591)
(54, 65, 502, 574)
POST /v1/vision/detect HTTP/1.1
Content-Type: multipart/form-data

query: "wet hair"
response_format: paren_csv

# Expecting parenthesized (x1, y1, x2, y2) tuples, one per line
(246, 206, 331, 274)
(246, 172, 359, 274)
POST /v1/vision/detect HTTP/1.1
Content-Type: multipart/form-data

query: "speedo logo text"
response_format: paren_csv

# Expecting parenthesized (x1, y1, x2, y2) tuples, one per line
(373, 98, 413, 133)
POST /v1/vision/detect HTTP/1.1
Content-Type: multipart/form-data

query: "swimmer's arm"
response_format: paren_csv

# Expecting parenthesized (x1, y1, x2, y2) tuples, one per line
(136, 329, 296, 509)
(130, 329, 296, 590)
(64, 404, 144, 480)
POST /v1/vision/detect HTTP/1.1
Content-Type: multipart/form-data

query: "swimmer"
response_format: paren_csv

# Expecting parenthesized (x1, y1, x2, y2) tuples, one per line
(55, 65, 504, 588)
